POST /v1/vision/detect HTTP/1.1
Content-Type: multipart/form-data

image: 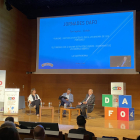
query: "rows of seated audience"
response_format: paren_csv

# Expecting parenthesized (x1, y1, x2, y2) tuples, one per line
(0, 115, 139, 140)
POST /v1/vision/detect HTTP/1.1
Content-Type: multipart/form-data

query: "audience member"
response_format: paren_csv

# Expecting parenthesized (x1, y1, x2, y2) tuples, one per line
(137, 136, 140, 140)
(5, 116, 27, 129)
(0, 126, 20, 140)
(1, 121, 16, 128)
(33, 125, 45, 140)
(69, 115, 95, 140)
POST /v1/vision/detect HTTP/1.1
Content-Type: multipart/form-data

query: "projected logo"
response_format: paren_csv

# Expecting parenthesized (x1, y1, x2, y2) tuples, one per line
(112, 87, 122, 90)
(41, 63, 53, 67)
(8, 97, 15, 100)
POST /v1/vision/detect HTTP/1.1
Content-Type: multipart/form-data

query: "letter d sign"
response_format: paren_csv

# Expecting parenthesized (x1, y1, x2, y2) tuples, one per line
(105, 97, 109, 103)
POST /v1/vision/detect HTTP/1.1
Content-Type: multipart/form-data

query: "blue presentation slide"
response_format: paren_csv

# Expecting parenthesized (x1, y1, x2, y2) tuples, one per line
(38, 11, 134, 69)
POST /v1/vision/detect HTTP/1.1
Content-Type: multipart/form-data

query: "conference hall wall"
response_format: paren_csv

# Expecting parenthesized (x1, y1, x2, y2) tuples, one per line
(30, 11, 140, 109)
(0, 2, 32, 100)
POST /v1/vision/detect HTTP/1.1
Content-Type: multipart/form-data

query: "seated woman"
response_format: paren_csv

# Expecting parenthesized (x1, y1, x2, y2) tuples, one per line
(28, 88, 41, 117)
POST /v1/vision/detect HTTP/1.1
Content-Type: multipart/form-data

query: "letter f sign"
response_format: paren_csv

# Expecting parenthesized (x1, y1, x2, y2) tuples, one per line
(109, 110, 113, 116)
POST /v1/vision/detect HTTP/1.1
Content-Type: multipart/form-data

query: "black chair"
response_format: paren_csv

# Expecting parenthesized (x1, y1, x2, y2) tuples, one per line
(65, 133, 89, 140)
(123, 137, 136, 140)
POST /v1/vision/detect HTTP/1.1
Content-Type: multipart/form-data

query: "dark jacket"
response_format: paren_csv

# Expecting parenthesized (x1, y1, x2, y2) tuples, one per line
(69, 128, 95, 140)
(82, 94, 95, 113)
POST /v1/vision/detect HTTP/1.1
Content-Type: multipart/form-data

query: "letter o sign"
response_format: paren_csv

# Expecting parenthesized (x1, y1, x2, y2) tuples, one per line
(0, 81, 2, 85)
(120, 111, 125, 117)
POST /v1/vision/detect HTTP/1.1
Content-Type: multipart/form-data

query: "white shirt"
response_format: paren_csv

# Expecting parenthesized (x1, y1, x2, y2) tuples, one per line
(28, 94, 41, 102)
(86, 95, 91, 102)
(66, 94, 70, 99)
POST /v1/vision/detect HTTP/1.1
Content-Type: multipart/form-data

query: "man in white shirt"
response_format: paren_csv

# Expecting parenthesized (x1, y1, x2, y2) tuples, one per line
(76, 89, 95, 118)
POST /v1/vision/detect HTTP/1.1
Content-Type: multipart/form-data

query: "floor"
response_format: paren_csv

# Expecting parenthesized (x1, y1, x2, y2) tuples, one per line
(0, 107, 140, 140)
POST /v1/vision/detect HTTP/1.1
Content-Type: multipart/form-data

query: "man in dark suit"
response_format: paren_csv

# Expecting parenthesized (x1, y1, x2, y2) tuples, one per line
(118, 56, 131, 67)
(76, 89, 95, 118)
(69, 115, 95, 140)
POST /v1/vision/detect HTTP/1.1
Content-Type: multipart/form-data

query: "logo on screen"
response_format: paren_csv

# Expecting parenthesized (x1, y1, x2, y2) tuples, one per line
(112, 87, 122, 90)
(41, 63, 53, 67)
(0, 81, 2, 85)
(8, 97, 15, 100)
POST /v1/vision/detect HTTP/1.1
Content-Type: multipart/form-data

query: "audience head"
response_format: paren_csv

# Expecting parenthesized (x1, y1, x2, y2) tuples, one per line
(77, 115, 86, 128)
(34, 125, 45, 140)
(137, 136, 140, 140)
(88, 89, 93, 95)
(5, 116, 14, 123)
(67, 88, 71, 94)
(1, 121, 16, 128)
(31, 88, 36, 95)
(0, 124, 20, 140)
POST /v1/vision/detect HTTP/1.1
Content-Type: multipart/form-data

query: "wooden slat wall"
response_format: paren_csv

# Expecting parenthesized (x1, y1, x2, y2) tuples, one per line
(0, 2, 31, 98)
(30, 12, 140, 109)
(30, 74, 140, 109)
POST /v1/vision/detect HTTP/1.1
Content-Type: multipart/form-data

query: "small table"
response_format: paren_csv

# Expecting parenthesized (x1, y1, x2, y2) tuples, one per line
(40, 106, 54, 119)
(60, 108, 81, 121)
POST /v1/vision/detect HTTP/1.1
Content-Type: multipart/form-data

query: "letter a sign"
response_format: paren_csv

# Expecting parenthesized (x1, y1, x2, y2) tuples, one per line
(122, 98, 128, 105)
(119, 95, 132, 108)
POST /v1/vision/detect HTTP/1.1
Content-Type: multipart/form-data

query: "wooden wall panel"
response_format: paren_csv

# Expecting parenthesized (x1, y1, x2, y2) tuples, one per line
(30, 19, 37, 72)
(30, 74, 140, 109)
(0, 2, 32, 99)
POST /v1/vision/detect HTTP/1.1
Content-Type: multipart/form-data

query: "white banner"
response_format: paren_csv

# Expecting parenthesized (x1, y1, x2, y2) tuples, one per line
(4, 88, 19, 115)
(111, 82, 126, 95)
(0, 70, 6, 112)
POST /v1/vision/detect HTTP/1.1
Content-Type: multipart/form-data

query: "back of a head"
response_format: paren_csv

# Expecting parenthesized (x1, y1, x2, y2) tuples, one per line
(1, 121, 15, 128)
(5, 117, 14, 122)
(77, 115, 86, 127)
(137, 136, 140, 140)
(0, 127, 20, 140)
(34, 125, 45, 140)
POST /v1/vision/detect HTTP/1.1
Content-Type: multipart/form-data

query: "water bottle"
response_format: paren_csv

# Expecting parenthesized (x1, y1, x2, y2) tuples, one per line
(70, 103, 72, 107)
(48, 102, 51, 107)
(64, 103, 66, 108)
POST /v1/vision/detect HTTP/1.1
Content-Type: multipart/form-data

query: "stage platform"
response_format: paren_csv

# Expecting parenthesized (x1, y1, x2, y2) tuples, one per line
(0, 107, 140, 140)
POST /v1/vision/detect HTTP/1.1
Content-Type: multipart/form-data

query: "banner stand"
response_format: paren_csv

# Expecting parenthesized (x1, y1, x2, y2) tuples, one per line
(0, 70, 6, 112)
(4, 88, 20, 116)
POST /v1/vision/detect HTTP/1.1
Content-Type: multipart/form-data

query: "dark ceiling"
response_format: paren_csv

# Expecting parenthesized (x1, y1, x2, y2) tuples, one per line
(8, 0, 140, 19)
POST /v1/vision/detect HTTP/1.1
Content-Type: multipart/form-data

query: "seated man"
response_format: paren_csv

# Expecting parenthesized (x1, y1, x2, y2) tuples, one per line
(76, 89, 95, 118)
(33, 125, 45, 140)
(69, 115, 95, 140)
(61, 88, 74, 117)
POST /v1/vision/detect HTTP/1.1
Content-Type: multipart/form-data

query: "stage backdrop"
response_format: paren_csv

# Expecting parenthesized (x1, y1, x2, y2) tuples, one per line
(0, 70, 6, 112)
(29, 11, 140, 109)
